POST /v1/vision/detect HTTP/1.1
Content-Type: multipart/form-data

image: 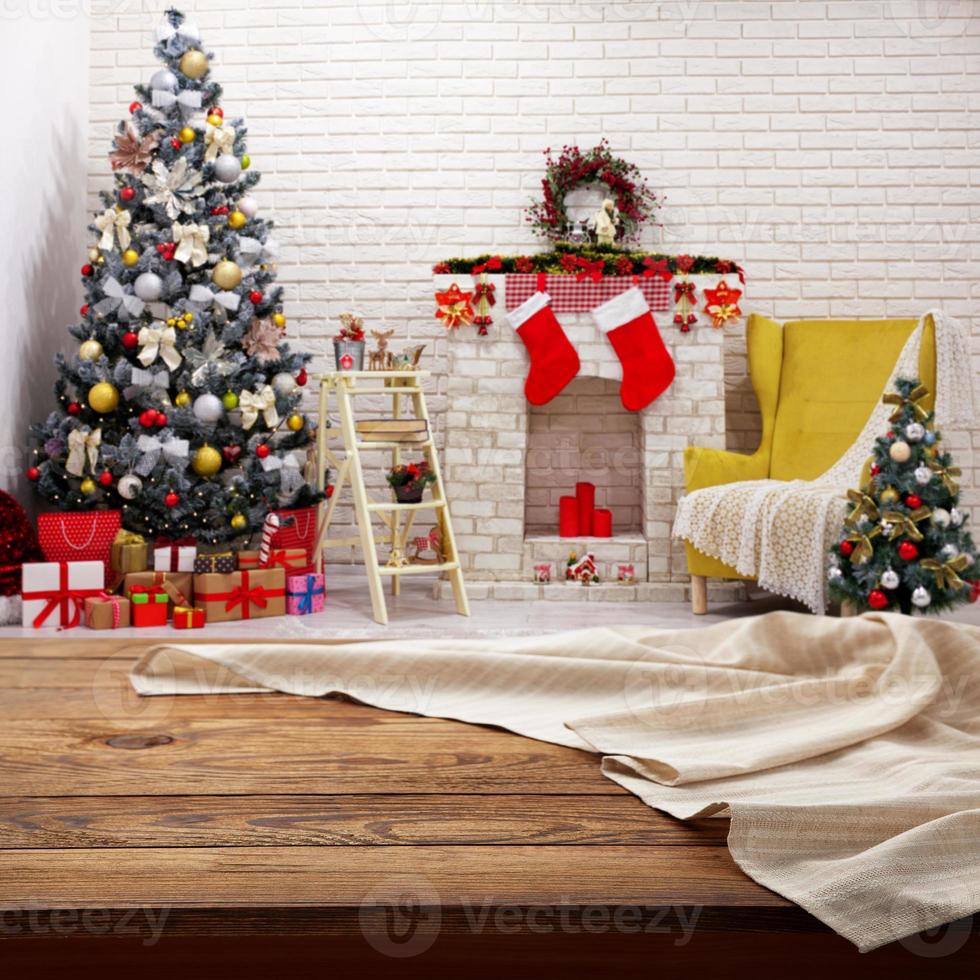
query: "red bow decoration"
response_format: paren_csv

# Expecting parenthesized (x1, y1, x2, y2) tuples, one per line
(642, 257, 672, 282)
(472, 281, 496, 306)
(674, 281, 696, 302)
(22, 561, 102, 630)
(574, 257, 605, 283)
(675, 254, 695, 274)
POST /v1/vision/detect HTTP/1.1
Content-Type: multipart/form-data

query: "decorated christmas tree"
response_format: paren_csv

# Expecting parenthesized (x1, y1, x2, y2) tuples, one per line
(27, 8, 319, 545)
(829, 378, 979, 614)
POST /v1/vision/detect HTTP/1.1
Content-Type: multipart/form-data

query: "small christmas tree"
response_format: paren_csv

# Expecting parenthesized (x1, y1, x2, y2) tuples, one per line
(829, 377, 979, 614)
(26, 8, 319, 545)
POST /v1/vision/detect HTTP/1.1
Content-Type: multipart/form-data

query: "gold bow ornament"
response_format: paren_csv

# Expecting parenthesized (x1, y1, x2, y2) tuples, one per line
(65, 427, 102, 477)
(882, 384, 930, 423)
(94, 207, 132, 252)
(928, 460, 961, 496)
(203, 121, 236, 162)
(920, 554, 972, 592)
(846, 488, 880, 525)
(240, 385, 279, 430)
(138, 324, 182, 371)
(881, 507, 932, 542)
(845, 525, 881, 565)
(172, 221, 210, 267)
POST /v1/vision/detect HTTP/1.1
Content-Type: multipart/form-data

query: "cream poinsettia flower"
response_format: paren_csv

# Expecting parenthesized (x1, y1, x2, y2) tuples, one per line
(141, 157, 205, 220)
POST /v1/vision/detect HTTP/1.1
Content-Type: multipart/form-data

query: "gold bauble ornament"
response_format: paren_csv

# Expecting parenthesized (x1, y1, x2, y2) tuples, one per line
(227, 210, 246, 230)
(889, 440, 911, 463)
(183, 312, 194, 323)
(879, 486, 900, 506)
(221, 390, 239, 410)
(178, 126, 196, 144)
(191, 443, 223, 478)
(272, 312, 286, 329)
(78, 339, 104, 361)
(286, 413, 304, 432)
(212, 259, 242, 290)
(179, 49, 209, 80)
(122, 248, 139, 267)
(80, 478, 96, 495)
(240, 154, 251, 170)
(87, 246, 100, 262)
(207, 113, 223, 126)
(88, 381, 119, 413)
(230, 513, 247, 531)
(175, 390, 192, 408)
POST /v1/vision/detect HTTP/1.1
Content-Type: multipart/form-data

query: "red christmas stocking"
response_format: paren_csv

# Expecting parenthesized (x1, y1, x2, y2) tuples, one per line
(592, 287, 675, 411)
(507, 291, 580, 405)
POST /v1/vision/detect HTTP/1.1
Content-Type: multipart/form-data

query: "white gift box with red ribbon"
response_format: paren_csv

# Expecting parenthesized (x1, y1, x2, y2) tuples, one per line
(153, 538, 198, 573)
(21, 560, 105, 630)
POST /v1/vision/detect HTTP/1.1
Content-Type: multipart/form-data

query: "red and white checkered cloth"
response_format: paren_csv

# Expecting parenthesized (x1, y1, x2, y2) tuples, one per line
(504, 274, 672, 314)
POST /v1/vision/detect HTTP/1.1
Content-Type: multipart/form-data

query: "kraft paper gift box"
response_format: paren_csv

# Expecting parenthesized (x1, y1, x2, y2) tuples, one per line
(238, 548, 308, 575)
(110, 530, 150, 575)
(84, 593, 131, 630)
(22, 560, 105, 630)
(286, 573, 325, 615)
(129, 586, 168, 627)
(122, 570, 193, 613)
(193, 552, 236, 574)
(194, 568, 286, 623)
(153, 537, 197, 573)
(173, 605, 205, 629)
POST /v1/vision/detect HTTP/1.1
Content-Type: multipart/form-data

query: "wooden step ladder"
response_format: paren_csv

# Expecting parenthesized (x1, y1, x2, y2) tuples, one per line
(312, 370, 470, 626)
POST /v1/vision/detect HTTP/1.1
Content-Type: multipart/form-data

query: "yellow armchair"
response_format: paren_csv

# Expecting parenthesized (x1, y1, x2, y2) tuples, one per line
(683, 312, 937, 613)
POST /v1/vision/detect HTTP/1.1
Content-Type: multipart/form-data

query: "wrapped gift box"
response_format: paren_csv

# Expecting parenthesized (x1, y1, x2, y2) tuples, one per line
(173, 605, 205, 629)
(153, 537, 197, 573)
(22, 560, 105, 630)
(84, 593, 131, 630)
(122, 570, 192, 612)
(194, 568, 286, 623)
(37, 510, 121, 578)
(286, 573, 325, 615)
(239, 548, 308, 575)
(110, 530, 150, 575)
(193, 552, 235, 574)
(129, 586, 168, 627)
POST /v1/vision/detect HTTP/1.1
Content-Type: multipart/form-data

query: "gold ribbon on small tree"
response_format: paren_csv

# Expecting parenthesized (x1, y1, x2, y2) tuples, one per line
(928, 460, 961, 496)
(882, 383, 930, 423)
(845, 525, 881, 564)
(920, 554, 971, 592)
(846, 488, 879, 525)
(881, 506, 932, 542)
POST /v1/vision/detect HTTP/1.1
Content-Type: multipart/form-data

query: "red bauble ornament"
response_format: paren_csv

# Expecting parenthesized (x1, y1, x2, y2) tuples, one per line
(868, 589, 889, 610)
(156, 242, 176, 261)
(80, 304, 89, 316)
(98, 471, 113, 488)
(155, 412, 168, 428)
(211, 206, 229, 216)
(26, 466, 40, 482)
(81, 264, 94, 277)
(970, 580, 980, 604)
(898, 541, 919, 561)
(164, 492, 180, 509)
(129, 101, 142, 113)
(870, 464, 880, 476)
(119, 187, 136, 202)
(121, 330, 139, 349)
(170, 137, 181, 150)
(211, 106, 223, 118)
(222, 445, 242, 464)
(249, 290, 263, 305)
(325, 484, 334, 498)
(255, 443, 271, 459)
(296, 368, 308, 387)
(67, 402, 81, 415)
(839, 540, 854, 557)
(905, 494, 922, 510)
(139, 409, 158, 428)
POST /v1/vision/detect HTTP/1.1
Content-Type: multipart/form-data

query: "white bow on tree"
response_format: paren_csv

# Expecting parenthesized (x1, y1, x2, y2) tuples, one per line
(155, 17, 199, 42)
(151, 89, 202, 118)
(137, 325, 182, 371)
(240, 385, 279, 430)
(135, 433, 189, 477)
(172, 222, 210, 267)
(65, 427, 102, 477)
(94, 207, 132, 252)
(94, 276, 144, 321)
(204, 122, 236, 162)
(188, 283, 241, 315)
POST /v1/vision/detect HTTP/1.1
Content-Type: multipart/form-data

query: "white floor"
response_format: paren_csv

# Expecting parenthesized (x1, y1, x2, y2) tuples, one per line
(5, 567, 980, 640)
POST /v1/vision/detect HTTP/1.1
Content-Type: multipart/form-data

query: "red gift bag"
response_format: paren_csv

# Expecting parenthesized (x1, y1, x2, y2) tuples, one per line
(268, 506, 318, 574)
(37, 511, 122, 579)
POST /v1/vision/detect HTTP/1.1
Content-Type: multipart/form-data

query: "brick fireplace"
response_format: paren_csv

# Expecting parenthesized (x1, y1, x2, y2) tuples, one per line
(434, 273, 732, 601)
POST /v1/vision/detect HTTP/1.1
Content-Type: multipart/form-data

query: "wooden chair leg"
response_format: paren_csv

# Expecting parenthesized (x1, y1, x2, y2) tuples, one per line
(690, 575, 708, 615)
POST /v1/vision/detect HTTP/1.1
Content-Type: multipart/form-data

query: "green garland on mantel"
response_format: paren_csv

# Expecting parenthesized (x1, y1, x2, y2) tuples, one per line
(433, 244, 745, 281)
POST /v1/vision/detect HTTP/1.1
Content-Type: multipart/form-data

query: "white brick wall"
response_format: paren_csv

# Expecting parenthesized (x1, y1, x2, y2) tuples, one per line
(84, 0, 980, 545)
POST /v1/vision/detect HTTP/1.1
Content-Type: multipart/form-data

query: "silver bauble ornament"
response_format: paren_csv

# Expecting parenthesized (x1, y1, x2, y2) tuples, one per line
(828, 566, 842, 580)
(150, 68, 178, 91)
(192, 392, 224, 423)
(880, 568, 900, 590)
(117, 473, 143, 500)
(931, 508, 951, 529)
(905, 422, 925, 442)
(133, 271, 163, 302)
(213, 154, 242, 184)
(238, 194, 258, 218)
(272, 371, 297, 396)
(911, 586, 932, 608)
(950, 508, 964, 528)
(913, 465, 932, 486)
(941, 544, 959, 560)
(889, 440, 911, 463)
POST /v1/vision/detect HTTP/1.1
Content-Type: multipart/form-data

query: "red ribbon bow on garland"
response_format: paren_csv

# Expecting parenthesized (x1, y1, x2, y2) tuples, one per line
(574, 257, 605, 283)
(22, 561, 102, 630)
(642, 257, 673, 281)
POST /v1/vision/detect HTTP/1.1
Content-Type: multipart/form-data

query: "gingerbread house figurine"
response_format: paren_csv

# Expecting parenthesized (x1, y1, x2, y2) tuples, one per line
(566, 552, 599, 586)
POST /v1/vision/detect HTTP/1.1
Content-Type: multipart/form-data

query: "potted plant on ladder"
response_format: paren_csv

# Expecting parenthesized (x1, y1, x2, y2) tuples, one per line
(334, 312, 366, 371)
(386, 460, 436, 503)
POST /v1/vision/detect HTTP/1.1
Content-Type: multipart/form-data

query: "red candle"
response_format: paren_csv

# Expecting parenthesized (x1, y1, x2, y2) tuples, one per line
(575, 482, 595, 537)
(559, 496, 579, 537)
(593, 509, 613, 538)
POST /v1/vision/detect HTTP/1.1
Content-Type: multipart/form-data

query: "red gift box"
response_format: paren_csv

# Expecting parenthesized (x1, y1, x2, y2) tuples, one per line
(37, 510, 122, 579)
(266, 507, 318, 574)
(129, 585, 168, 627)
(173, 606, 205, 629)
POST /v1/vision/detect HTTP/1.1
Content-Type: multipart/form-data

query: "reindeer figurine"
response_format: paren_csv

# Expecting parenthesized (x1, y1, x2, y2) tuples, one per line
(368, 329, 395, 371)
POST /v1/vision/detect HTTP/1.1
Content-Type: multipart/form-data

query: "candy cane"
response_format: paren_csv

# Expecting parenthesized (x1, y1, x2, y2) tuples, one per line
(258, 513, 281, 566)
